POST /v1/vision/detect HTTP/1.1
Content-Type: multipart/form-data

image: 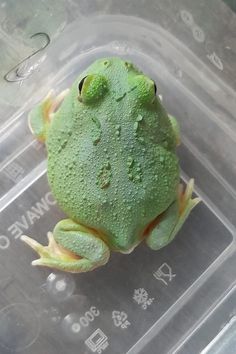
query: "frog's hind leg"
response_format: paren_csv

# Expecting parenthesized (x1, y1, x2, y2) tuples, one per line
(146, 179, 200, 250)
(21, 219, 110, 273)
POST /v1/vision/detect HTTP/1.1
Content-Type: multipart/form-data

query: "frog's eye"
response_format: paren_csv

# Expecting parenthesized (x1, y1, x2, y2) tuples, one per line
(78, 76, 87, 94)
(77, 74, 108, 104)
(153, 81, 157, 95)
(129, 75, 157, 104)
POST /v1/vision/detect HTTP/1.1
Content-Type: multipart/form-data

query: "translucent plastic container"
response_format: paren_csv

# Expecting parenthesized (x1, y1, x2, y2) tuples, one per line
(0, 1, 236, 353)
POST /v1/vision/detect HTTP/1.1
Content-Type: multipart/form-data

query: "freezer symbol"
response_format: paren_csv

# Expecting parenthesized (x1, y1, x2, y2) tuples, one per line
(112, 310, 130, 329)
(133, 288, 154, 310)
(85, 328, 108, 353)
(153, 262, 176, 286)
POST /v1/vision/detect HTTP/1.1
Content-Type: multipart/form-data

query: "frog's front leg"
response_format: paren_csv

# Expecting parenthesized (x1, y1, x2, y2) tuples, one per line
(29, 89, 69, 142)
(146, 179, 200, 250)
(21, 219, 110, 273)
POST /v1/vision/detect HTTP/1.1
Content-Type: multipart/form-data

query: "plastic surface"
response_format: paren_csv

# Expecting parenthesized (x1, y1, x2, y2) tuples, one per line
(0, 1, 236, 353)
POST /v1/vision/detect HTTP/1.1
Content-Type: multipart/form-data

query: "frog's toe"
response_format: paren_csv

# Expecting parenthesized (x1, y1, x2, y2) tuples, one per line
(47, 89, 70, 117)
(179, 179, 201, 216)
(21, 234, 51, 258)
(20, 232, 68, 267)
(21, 221, 110, 273)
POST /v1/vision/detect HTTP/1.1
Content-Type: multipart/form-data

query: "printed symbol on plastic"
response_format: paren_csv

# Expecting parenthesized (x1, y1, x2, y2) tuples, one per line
(3, 162, 25, 183)
(180, 9, 205, 44)
(0, 235, 10, 250)
(61, 306, 101, 340)
(85, 328, 108, 353)
(207, 52, 224, 71)
(192, 25, 205, 43)
(46, 272, 76, 302)
(112, 310, 130, 329)
(133, 288, 154, 310)
(180, 9, 194, 27)
(153, 262, 176, 286)
(0, 303, 40, 352)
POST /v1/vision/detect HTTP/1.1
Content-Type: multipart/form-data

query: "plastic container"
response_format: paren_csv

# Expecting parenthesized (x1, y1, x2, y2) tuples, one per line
(0, 1, 236, 353)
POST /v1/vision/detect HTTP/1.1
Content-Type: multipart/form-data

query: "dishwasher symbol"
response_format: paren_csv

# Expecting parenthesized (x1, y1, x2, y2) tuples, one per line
(153, 262, 176, 286)
(85, 328, 108, 353)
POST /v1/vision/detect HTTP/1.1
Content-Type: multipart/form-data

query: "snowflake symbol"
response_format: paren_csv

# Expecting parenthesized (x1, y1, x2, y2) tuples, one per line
(133, 288, 148, 305)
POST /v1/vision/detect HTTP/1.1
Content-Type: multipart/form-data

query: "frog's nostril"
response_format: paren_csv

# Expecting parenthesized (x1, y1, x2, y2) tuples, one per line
(103, 60, 111, 68)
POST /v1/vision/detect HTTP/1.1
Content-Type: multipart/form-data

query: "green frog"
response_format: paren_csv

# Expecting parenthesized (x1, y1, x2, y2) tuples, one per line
(21, 57, 200, 273)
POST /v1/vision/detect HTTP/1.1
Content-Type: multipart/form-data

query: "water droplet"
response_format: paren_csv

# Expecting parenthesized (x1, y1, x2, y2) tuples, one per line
(127, 156, 134, 167)
(97, 163, 112, 189)
(91, 116, 102, 145)
(127, 206, 132, 211)
(116, 124, 121, 131)
(133, 122, 139, 132)
(136, 114, 143, 122)
(128, 173, 134, 180)
(135, 175, 142, 182)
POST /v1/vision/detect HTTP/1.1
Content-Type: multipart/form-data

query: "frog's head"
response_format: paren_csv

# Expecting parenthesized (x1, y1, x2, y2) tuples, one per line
(73, 57, 157, 106)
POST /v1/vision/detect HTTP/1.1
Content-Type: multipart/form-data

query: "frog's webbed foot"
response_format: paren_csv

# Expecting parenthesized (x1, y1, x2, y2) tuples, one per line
(21, 232, 69, 266)
(146, 179, 201, 250)
(28, 89, 70, 142)
(21, 219, 110, 273)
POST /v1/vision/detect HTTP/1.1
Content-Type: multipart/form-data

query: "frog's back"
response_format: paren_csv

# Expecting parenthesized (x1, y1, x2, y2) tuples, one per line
(46, 57, 179, 252)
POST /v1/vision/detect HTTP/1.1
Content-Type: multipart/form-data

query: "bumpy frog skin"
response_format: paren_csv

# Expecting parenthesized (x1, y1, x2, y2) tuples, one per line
(21, 57, 200, 273)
